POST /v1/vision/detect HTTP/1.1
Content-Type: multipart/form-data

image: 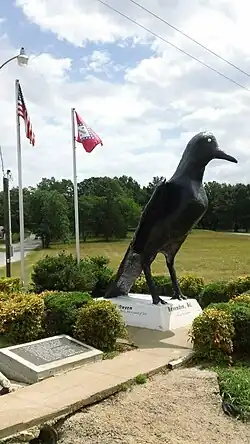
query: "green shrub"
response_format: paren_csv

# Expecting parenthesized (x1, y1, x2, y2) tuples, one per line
(199, 281, 231, 308)
(230, 293, 250, 305)
(179, 275, 204, 299)
(131, 275, 172, 296)
(74, 300, 127, 352)
(44, 291, 91, 336)
(227, 275, 250, 297)
(200, 276, 250, 309)
(152, 275, 173, 296)
(207, 302, 231, 312)
(207, 301, 250, 355)
(131, 274, 203, 298)
(0, 292, 9, 302)
(31, 252, 98, 293)
(0, 277, 22, 294)
(131, 275, 148, 294)
(229, 303, 250, 354)
(190, 308, 235, 362)
(90, 256, 114, 298)
(89, 255, 110, 269)
(0, 293, 44, 343)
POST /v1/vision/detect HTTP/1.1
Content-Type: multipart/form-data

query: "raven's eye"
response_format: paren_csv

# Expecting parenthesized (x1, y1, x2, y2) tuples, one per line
(207, 138, 212, 143)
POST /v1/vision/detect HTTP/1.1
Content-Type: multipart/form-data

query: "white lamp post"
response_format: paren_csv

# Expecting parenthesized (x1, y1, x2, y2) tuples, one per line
(0, 47, 28, 278)
(0, 47, 29, 70)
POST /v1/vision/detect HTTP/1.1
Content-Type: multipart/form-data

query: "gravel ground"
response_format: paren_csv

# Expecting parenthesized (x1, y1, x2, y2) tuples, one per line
(58, 368, 250, 444)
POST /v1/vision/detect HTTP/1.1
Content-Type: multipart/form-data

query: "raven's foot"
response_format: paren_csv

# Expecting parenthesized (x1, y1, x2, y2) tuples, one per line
(152, 296, 167, 305)
(171, 293, 187, 301)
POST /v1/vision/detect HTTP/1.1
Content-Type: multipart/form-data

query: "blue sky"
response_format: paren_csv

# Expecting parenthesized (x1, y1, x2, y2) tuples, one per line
(1, 0, 154, 84)
(0, 0, 248, 187)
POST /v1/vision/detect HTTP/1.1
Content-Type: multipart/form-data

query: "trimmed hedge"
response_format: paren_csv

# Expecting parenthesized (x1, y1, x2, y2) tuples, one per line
(0, 293, 44, 343)
(229, 303, 250, 354)
(200, 275, 250, 308)
(230, 293, 250, 305)
(199, 281, 231, 308)
(227, 276, 250, 297)
(74, 300, 127, 352)
(131, 274, 204, 299)
(179, 275, 204, 298)
(190, 308, 234, 362)
(90, 256, 114, 298)
(31, 252, 98, 293)
(0, 278, 22, 294)
(43, 291, 91, 336)
(31, 252, 114, 297)
(208, 300, 250, 355)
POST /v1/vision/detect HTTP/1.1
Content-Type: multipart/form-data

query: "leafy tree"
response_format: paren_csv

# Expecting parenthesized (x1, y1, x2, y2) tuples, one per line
(3, 173, 250, 243)
(143, 176, 165, 205)
(78, 195, 99, 241)
(116, 175, 146, 206)
(30, 189, 70, 248)
(0, 186, 33, 235)
(37, 177, 74, 232)
(78, 176, 123, 199)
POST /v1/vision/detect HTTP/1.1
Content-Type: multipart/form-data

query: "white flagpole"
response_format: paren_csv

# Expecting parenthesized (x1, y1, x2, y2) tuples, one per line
(71, 108, 80, 265)
(15, 79, 25, 285)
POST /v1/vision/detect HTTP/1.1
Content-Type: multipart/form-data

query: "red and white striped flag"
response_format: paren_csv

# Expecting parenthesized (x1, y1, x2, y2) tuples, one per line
(17, 83, 35, 146)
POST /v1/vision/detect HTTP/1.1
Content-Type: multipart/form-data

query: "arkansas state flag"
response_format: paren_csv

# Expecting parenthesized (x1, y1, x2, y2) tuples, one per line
(75, 111, 103, 153)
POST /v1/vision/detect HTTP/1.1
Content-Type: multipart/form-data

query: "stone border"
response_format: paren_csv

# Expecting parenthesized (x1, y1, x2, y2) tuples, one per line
(168, 351, 194, 370)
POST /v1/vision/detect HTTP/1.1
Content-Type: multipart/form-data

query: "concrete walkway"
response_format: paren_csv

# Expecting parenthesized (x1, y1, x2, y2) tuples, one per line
(0, 326, 192, 440)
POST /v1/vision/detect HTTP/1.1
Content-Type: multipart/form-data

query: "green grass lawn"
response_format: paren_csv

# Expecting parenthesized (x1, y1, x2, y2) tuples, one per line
(1, 230, 250, 283)
(213, 362, 250, 421)
(0, 336, 12, 348)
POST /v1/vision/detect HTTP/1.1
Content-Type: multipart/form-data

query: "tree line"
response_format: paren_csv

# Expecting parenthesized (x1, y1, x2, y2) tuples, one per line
(0, 176, 249, 247)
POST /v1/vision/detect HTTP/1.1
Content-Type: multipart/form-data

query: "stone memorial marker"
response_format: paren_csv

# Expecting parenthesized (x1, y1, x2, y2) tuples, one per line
(0, 335, 103, 384)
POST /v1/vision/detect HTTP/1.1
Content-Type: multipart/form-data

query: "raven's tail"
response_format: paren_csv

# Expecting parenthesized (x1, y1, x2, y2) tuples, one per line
(105, 245, 142, 298)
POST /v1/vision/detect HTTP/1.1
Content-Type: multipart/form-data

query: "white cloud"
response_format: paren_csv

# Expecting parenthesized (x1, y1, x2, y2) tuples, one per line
(0, 0, 250, 191)
(81, 50, 123, 76)
(82, 50, 111, 73)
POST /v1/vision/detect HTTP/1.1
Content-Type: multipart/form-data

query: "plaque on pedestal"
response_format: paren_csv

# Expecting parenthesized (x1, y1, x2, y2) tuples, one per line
(109, 294, 202, 331)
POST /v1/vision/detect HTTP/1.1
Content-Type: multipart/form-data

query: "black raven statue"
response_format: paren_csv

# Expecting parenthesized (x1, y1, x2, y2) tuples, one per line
(105, 132, 237, 304)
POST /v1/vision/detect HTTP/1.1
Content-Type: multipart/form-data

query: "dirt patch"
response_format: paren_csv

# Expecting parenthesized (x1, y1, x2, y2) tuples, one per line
(57, 368, 250, 444)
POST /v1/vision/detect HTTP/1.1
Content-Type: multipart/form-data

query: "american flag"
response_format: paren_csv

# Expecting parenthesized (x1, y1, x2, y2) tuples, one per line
(17, 83, 35, 146)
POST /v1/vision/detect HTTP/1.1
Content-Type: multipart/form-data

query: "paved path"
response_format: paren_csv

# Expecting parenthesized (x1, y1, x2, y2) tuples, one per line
(227, 231, 250, 236)
(0, 235, 41, 268)
(0, 327, 192, 440)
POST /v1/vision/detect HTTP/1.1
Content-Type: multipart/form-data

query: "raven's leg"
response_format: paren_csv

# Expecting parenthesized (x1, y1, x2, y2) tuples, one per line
(166, 258, 187, 300)
(142, 262, 166, 305)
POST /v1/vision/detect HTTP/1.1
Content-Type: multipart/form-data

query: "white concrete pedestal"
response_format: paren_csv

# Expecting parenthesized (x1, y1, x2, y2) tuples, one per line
(110, 294, 202, 331)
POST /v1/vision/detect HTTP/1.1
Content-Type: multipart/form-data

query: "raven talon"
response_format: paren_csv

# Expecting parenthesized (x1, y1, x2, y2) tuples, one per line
(159, 298, 167, 305)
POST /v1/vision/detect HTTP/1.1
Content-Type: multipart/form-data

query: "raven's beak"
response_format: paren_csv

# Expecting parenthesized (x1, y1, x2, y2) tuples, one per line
(215, 149, 238, 163)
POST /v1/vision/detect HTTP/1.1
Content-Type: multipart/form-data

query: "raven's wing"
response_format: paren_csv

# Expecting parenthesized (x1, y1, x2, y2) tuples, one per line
(132, 180, 182, 254)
